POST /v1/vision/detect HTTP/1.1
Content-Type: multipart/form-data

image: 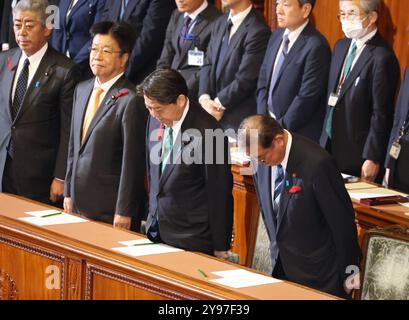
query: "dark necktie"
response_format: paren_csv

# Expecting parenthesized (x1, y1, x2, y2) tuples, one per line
(325, 42, 358, 139)
(215, 19, 233, 79)
(273, 165, 285, 221)
(267, 35, 290, 114)
(179, 15, 192, 47)
(11, 58, 30, 121)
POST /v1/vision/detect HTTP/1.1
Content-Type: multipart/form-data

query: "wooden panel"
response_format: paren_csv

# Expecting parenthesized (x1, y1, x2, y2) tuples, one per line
(0, 235, 64, 300)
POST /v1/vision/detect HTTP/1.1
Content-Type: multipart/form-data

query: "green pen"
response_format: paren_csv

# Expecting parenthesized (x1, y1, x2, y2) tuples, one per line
(41, 212, 63, 218)
(132, 242, 157, 247)
(198, 269, 208, 278)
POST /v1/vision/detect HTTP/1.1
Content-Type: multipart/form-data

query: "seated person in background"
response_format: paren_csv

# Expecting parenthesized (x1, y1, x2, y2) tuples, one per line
(138, 68, 233, 259)
(385, 67, 409, 194)
(198, 0, 270, 130)
(102, 0, 176, 84)
(51, 0, 106, 80)
(64, 21, 148, 232)
(157, 0, 221, 101)
(240, 115, 361, 298)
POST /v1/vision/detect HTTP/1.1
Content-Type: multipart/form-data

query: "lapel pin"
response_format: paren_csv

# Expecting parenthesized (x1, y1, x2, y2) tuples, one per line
(8, 57, 12, 72)
(35, 81, 41, 88)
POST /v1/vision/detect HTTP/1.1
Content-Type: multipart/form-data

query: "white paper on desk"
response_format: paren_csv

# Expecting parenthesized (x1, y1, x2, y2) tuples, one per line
(210, 269, 281, 288)
(19, 214, 88, 226)
(24, 209, 62, 217)
(118, 239, 153, 246)
(345, 182, 378, 190)
(347, 192, 390, 200)
(112, 244, 183, 257)
(399, 203, 409, 208)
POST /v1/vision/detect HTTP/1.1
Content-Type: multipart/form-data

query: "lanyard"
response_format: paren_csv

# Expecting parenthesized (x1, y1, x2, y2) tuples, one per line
(178, 16, 199, 41)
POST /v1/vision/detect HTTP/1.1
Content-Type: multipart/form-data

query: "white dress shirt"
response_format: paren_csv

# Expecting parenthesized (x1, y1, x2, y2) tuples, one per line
(91, 72, 125, 107)
(12, 43, 48, 103)
(184, 0, 208, 32)
(163, 99, 190, 147)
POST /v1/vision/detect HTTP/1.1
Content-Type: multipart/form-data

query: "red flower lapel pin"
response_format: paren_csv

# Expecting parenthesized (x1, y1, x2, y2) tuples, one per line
(111, 89, 129, 101)
(289, 186, 302, 194)
(8, 57, 12, 72)
(157, 123, 165, 141)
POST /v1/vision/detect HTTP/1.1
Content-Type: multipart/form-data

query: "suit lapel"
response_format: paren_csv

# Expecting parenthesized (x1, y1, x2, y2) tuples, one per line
(276, 135, 302, 234)
(14, 48, 56, 123)
(123, 0, 140, 21)
(216, 11, 254, 81)
(76, 80, 94, 149)
(159, 105, 194, 189)
(329, 39, 351, 94)
(67, 0, 88, 20)
(3, 50, 21, 123)
(80, 77, 127, 148)
(272, 34, 307, 93)
(212, 16, 228, 81)
(338, 45, 373, 102)
(61, 0, 71, 27)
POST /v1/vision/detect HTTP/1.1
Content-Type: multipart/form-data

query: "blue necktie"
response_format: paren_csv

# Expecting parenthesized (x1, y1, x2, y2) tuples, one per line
(273, 165, 285, 215)
(179, 15, 192, 47)
(215, 19, 233, 79)
(267, 35, 289, 115)
(119, 0, 129, 20)
(325, 42, 358, 138)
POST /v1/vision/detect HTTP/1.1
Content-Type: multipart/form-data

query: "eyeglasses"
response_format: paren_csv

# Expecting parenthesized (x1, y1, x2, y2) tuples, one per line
(337, 11, 367, 21)
(89, 46, 123, 56)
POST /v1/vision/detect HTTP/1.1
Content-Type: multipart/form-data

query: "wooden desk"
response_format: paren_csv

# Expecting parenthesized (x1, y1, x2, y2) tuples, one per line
(0, 193, 334, 300)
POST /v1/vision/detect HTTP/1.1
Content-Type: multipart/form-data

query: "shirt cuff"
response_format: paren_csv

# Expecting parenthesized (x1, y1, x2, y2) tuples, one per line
(215, 97, 226, 111)
(199, 94, 211, 105)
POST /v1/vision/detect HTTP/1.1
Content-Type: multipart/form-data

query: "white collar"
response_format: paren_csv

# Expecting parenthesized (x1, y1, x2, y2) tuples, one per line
(94, 72, 124, 92)
(278, 130, 292, 173)
(228, 4, 252, 25)
(21, 42, 48, 66)
(284, 19, 309, 45)
(168, 99, 190, 132)
(185, 1, 208, 20)
(353, 28, 377, 49)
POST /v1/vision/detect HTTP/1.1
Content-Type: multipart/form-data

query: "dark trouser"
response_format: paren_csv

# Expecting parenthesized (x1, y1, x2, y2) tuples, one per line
(272, 255, 287, 281)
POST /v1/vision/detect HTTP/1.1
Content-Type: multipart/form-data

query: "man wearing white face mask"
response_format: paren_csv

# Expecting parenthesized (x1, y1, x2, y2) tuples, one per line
(320, 0, 399, 183)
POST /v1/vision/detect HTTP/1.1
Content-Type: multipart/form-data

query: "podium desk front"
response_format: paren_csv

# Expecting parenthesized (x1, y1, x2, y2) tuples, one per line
(0, 193, 335, 300)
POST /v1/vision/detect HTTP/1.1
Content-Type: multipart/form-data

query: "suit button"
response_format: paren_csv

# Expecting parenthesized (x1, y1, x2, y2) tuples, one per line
(11, 126, 15, 130)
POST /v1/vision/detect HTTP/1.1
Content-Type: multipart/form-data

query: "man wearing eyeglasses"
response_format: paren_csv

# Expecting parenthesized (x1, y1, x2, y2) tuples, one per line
(63, 21, 148, 231)
(0, 0, 80, 205)
(320, 0, 399, 183)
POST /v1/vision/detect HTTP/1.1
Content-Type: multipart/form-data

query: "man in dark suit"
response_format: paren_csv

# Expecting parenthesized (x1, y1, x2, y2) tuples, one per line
(63, 21, 147, 231)
(385, 67, 409, 193)
(198, 0, 270, 130)
(102, 0, 175, 84)
(320, 0, 399, 182)
(157, 0, 221, 101)
(138, 68, 233, 257)
(0, 0, 80, 204)
(51, 0, 106, 79)
(239, 115, 361, 298)
(257, 0, 331, 142)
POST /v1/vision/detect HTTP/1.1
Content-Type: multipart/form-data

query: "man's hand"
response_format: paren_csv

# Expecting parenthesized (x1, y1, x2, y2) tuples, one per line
(344, 272, 360, 295)
(63, 197, 73, 214)
(50, 179, 64, 203)
(200, 99, 224, 121)
(214, 250, 229, 259)
(361, 160, 380, 182)
(113, 214, 132, 230)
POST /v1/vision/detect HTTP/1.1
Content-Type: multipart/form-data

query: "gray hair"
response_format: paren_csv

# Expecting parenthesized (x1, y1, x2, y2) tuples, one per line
(360, 0, 381, 13)
(13, 0, 50, 25)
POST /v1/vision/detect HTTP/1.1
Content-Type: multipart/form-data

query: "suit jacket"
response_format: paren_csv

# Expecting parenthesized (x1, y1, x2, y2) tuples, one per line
(103, 0, 176, 84)
(64, 75, 148, 227)
(51, 0, 105, 79)
(320, 33, 399, 177)
(253, 133, 361, 297)
(386, 67, 409, 192)
(257, 22, 331, 142)
(145, 102, 233, 254)
(0, 46, 80, 200)
(198, 9, 270, 130)
(157, 4, 221, 101)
